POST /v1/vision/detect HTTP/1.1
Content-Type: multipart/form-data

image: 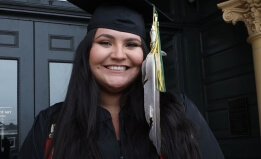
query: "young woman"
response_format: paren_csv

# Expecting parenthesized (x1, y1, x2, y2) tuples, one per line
(18, 0, 224, 159)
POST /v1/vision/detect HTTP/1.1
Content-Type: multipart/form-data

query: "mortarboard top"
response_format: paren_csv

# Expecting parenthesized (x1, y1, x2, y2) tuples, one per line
(67, 0, 172, 40)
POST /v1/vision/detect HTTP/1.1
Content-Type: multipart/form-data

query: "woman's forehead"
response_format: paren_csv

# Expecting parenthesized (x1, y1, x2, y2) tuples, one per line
(95, 28, 142, 41)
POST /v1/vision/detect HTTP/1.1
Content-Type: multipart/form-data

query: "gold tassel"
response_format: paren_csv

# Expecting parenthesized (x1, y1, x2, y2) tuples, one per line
(149, 6, 166, 92)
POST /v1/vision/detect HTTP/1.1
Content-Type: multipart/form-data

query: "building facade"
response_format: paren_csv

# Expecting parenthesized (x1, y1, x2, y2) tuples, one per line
(0, 0, 260, 158)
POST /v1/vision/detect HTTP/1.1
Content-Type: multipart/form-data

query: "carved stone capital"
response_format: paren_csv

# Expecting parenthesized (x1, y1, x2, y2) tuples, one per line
(217, 0, 261, 37)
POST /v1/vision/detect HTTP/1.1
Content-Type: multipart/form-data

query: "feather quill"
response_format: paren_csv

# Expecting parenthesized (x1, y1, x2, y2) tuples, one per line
(142, 5, 166, 155)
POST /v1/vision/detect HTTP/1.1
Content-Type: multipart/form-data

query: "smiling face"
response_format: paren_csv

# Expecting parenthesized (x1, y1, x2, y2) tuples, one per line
(89, 28, 144, 94)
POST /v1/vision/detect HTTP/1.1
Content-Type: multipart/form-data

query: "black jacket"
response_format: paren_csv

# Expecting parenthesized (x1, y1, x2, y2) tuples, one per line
(18, 92, 224, 159)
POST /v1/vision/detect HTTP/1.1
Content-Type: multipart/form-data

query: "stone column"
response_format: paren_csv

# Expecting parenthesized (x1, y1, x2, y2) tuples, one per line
(217, 0, 261, 135)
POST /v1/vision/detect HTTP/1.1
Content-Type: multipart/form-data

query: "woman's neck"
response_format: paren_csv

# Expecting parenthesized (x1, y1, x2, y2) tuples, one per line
(100, 90, 121, 114)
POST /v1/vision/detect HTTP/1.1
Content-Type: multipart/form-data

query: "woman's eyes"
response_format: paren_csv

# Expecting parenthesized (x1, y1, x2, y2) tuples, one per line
(98, 41, 111, 46)
(126, 43, 139, 48)
(97, 41, 140, 48)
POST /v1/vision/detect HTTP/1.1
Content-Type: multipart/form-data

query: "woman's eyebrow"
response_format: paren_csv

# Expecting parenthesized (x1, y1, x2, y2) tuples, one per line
(95, 34, 115, 39)
(125, 38, 141, 43)
(95, 34, 141, 43)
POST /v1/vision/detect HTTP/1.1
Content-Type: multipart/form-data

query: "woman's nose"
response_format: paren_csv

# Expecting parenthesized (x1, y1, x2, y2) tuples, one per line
(111, 46, 127, 60)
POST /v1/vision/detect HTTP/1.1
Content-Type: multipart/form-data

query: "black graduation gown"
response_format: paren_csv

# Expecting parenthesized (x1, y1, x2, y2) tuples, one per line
(175, 92, 225, 159)
(18, 92, 224, 159)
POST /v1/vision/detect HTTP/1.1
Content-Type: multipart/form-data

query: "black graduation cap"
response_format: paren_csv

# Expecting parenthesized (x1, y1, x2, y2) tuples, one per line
(67, 0, 172, 41)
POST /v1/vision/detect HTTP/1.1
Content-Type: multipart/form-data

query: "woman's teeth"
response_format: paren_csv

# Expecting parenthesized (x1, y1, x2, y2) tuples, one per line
(107, 66, 127, 71)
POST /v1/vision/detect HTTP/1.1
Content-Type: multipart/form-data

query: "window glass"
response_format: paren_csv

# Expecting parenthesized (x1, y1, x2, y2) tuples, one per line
(49, 62, 72, 106)
(0, 59, 18, 158)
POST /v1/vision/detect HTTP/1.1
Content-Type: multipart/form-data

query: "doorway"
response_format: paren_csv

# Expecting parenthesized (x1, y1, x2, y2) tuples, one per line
(0, 17, 86, 158)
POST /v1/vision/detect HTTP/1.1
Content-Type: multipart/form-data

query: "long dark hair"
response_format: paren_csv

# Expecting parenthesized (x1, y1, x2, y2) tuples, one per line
(49, 29, 101, 159)
(160, 92, 201, 159)
(47, 29, 201, 159)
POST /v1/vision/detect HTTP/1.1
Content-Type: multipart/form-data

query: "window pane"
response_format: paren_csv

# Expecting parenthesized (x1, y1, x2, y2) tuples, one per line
(49, 62, 72, 106)
(0, 59, 18, 158)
